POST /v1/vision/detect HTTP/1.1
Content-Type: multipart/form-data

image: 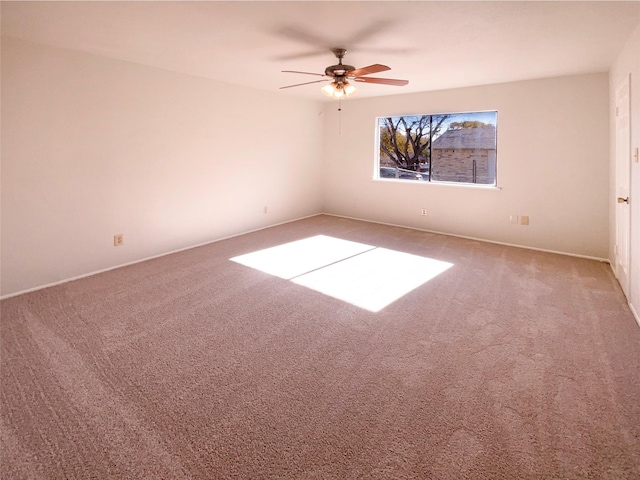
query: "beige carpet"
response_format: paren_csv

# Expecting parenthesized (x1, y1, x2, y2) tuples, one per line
(2, 215, 639, 479)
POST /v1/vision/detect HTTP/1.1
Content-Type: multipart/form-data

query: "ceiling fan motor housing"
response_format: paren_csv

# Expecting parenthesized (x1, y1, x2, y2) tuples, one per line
(325, 64, 355, 78)
(325, 47, 354, 79)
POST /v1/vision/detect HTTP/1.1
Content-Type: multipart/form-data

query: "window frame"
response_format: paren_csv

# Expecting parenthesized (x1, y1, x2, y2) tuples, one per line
(374, 110, 498, 188)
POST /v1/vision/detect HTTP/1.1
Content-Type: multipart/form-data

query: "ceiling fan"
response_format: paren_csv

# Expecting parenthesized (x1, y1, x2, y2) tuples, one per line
(280, 48, 408, 98)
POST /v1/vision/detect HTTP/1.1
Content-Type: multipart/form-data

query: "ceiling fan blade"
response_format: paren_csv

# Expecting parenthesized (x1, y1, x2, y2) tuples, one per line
(282, 70, 327, 77)
(275, 26, 330, 49)
(280, 79, 329, 90)
(353, 77, 409, 86)
(349, 64, 391, 77)
(275, 50, 330, 61)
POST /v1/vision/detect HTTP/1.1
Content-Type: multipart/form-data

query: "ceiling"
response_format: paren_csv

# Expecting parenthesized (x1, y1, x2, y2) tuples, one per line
(2, 1, 639, 101)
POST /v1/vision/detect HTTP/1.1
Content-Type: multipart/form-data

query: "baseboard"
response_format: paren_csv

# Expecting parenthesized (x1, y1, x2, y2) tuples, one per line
(631, 303, 640, 328)
(0, 213, 320, 301)
(605, 260, 639, 329)
(0, 212, 615, 301)
(323, 213, 610, 263)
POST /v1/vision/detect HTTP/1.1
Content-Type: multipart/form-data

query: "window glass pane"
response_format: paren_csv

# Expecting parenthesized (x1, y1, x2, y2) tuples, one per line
(431, 112, 497, 185)
(378, 115, 434, 182)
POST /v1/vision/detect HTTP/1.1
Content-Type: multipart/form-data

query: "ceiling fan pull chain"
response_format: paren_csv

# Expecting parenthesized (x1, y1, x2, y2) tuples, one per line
(338, 98, 342, 135)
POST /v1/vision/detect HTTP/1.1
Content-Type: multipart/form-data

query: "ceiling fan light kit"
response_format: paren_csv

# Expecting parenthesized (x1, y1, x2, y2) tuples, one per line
(280, 48, 408, 99)
(321, 81, 357, 98)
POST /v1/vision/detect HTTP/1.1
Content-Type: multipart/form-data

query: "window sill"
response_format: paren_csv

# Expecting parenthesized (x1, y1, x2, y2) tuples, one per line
(372, 178, 502, 190)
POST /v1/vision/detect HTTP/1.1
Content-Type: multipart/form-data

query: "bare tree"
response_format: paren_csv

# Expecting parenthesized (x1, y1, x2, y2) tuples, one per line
(380, 115, 449, 171)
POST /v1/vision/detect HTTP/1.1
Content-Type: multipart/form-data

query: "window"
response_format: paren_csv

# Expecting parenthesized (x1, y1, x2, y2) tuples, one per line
(377, 111, 497, 185)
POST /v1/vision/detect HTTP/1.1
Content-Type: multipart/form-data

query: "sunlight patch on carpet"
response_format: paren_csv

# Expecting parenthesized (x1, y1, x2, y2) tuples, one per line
(230, 235, 453, 312)
(230, 235, 375, 279)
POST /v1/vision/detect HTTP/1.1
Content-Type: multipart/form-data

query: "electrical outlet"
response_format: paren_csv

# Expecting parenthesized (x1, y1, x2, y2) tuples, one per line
(114, 234, 123, 246)
(421, 208, 427, 216)
(520, 215, 529, 226)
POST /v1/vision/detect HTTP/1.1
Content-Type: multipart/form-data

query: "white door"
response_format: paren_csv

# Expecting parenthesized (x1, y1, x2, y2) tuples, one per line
(615, 75, 631, 298)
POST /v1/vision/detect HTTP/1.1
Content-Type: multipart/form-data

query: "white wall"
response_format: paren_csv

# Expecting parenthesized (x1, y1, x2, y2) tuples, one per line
(322, 73, 610, 259)
(1, 37, 324, 297)
(0, 37, 623, 299)
(610, 22, 640, 317)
